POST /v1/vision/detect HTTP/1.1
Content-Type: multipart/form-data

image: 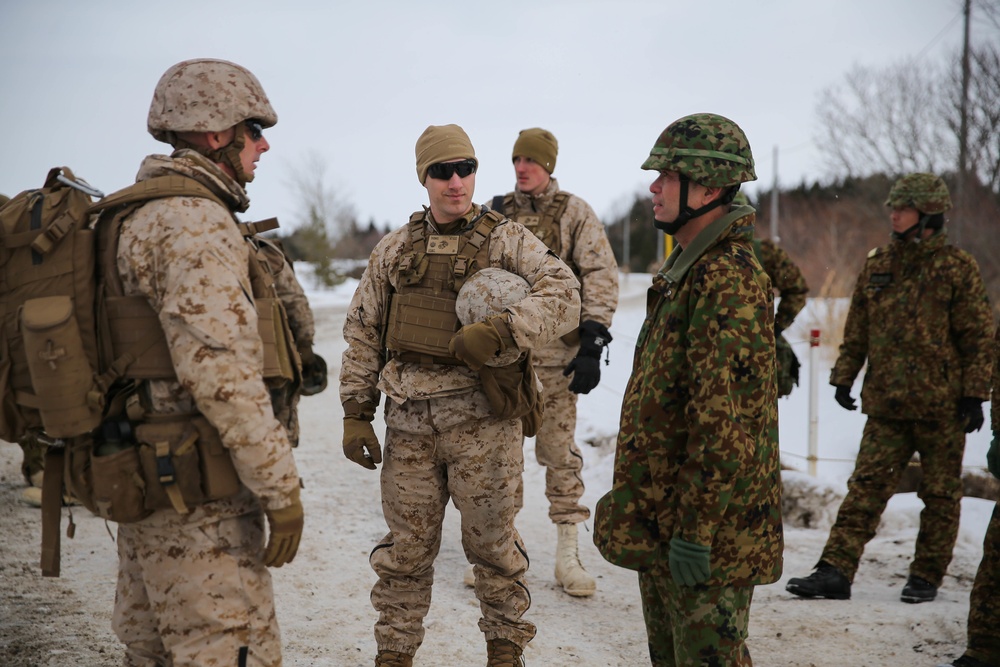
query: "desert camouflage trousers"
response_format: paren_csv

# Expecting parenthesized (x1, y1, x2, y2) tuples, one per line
(639, 561, 753, 666)
(964, 500, 1000, 665)
(515, 365, 589, 524)
(112, 492, 281, 666)
(370, 397, 536, 655)
(821, 416, 965, 585)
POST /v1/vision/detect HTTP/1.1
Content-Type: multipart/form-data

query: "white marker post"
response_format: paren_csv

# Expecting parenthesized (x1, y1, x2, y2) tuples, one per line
(808, 328, 821, 477)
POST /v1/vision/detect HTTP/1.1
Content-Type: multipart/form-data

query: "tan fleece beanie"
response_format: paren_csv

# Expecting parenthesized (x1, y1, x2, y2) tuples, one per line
(415, 124, 477, 184)
(512, 127, 558, 174)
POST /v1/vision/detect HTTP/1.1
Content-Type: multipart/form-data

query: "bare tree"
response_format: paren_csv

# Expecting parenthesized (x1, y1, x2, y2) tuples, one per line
(285, 151, 358, 247)
(815, 61, 954, 179)
(943, 43, 1000, 191)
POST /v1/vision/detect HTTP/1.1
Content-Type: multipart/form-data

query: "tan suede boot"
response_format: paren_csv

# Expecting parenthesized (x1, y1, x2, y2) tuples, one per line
(554, 523, 596, 597)
(464, 562, 476, 587)
(374, 650, 413, 667)
(486, 638, 524, 667)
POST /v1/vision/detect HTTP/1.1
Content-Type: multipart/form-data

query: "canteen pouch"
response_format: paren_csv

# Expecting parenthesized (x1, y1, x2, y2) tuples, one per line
(137, 419, 206, 512)
(63, 434, 151, 524)
(21, 296, 102, 438)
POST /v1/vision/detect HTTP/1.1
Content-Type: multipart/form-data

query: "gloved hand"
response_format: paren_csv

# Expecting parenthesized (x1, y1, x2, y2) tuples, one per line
(987, 438, 999, 479)
(563, 320, 612, 395)
(668, 537, 711, 586)
(343, 400, 381, 470)
(449, 317, 508, 371)
(834, 385, 857, 411)
(298, 345, 328, 396)
(264, 488, 304, 568)
(957, 396, 985, 433)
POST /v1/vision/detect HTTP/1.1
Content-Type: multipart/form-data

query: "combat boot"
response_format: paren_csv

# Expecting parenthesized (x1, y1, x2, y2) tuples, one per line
(374, 650, 412, 667)
(785, 562, 851, 600)
(554, 523, 596, 597)
(486, 638, 525, 667)
(937, 656, 991, 667)
(901, 574, 937, 603)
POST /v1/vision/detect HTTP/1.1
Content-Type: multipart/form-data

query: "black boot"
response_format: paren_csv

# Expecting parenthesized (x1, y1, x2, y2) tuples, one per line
(785, 562, 851, 600)
(901, 574, 937, 603)
(937, 656, 991, 667)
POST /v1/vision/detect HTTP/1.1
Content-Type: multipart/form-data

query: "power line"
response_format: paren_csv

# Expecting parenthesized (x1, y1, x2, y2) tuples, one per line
(916, 7, 964, 60)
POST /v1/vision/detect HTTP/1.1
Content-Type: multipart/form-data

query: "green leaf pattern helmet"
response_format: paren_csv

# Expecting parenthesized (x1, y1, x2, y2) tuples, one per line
(884, 173, 952, 215)
(641, 113, 757, 187)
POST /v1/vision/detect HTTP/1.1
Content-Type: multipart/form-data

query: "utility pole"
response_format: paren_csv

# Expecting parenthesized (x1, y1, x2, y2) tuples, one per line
(770, 145, 780, 243)
(956, 0, 972, 245)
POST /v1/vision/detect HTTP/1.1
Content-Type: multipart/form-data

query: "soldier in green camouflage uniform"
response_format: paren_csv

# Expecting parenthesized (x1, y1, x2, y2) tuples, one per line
(787, 173, 994, 605)
(937, 327, 1000, 667)
(593, 113, 782, 667)
(738, 192, 810, 398)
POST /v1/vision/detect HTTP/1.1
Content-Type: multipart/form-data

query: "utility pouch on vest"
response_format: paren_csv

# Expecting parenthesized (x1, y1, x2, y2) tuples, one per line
(478, 353, 544, 437)
(63, 433, 151, 524)
(257, 297, 296, 381)
(135, 416, 239, 514)
(385, 292, 460, 358)
(21, 296, 103, 438)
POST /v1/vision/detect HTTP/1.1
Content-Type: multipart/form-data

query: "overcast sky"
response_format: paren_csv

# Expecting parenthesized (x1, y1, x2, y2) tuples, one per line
(1, 0, 991, 232)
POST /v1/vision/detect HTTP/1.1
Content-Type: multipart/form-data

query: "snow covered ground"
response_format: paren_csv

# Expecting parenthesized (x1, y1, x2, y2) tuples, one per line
(0, 270, 994, 666)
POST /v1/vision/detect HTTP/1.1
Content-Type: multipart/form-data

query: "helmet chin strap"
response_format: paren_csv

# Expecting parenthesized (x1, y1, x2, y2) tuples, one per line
(172, 125, 250, 187)
(891, 213, 930, 242)
(653, 179, 730, 235)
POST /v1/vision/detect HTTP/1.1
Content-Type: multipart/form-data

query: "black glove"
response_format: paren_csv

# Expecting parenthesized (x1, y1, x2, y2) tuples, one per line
(298, 346, 328, 396)
(957, 397, 984, 433)
(834, 385, 857, 411)
(987, 438, 999, 479)
(563, 320, 612, 395)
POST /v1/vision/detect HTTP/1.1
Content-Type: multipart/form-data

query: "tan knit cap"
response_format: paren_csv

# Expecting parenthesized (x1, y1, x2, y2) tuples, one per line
(512, 127, 558, 174)
(415, 124, 477, 184)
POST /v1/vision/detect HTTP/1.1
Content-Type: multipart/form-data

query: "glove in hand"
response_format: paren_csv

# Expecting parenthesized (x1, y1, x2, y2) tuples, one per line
(563, 355, 601, 394)
(298, 346, 328, 396)
(343, 418, 381, 470)
(957, 396, 984, 434)
(264, 489, 304, 568)
(834, 385, 857, 411)
(668, 537, 711, 586)
(449, 319, 505, 371)
(987, 438, 999, 480)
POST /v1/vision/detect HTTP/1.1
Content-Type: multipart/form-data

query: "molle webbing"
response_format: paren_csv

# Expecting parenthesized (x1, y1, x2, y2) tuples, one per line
(385, 209, 502, 362)
(503, 191, 572, 269)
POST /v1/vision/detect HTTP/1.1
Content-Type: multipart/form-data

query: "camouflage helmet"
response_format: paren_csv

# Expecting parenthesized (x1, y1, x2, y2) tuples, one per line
(884, 173, 952, 215)
(641, 113, 756, 187)
(456, 268, 529, 367)
(147, 58, 277, 143)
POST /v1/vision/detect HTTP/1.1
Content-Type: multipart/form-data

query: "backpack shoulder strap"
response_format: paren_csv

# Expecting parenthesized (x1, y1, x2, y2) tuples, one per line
(454, 208, 503, 280)
(89, 175, 227, 215)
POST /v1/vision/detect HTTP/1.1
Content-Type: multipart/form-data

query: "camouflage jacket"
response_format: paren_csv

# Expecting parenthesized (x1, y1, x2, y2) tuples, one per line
(594, 209, 783, 587)
(117, 151, 301, 514)
(993, 327, 999, 434)
(505, 179, 619, 367)
(339, 204, 580, 419)
(752, 237, 808, 333)
(830, 231, 994, 420)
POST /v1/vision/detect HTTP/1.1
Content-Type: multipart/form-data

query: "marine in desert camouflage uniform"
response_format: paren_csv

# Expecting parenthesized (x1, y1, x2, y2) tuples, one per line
(487, 128, 618, 597)
(787, 173, 994, 605)
(339, 124, 580, 667)
(593, 113, 782, 666)
(111, 59, 303, 666)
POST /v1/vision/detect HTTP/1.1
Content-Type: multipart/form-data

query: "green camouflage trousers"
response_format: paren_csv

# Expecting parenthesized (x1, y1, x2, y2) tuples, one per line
(638, 563, 753, 667)
(964, 500, 1000, 664)
(821, 416, 965, 585)
(515, 365, 589, 524)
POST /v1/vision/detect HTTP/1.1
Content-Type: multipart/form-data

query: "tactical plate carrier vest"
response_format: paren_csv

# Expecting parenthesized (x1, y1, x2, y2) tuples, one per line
(384, 207, 502, 366)
(498, 191, 574, 273)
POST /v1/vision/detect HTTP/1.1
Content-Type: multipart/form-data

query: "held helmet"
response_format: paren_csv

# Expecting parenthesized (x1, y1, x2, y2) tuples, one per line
(148, 58, 277, 141)
(456, 268, 529, 367)
(884, 173, 952, 215)
(641, 113, 756, 187)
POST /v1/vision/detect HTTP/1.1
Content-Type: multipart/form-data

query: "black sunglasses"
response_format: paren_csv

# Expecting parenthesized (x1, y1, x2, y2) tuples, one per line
(427, 159, 477, 180)
(244, 119, 264, 142)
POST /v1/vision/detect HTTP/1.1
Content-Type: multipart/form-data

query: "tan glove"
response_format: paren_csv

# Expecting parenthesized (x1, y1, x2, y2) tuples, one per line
(264, 488, 304, 568)
(343, 400, 381, 470)
(448, 317, 512, 371)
